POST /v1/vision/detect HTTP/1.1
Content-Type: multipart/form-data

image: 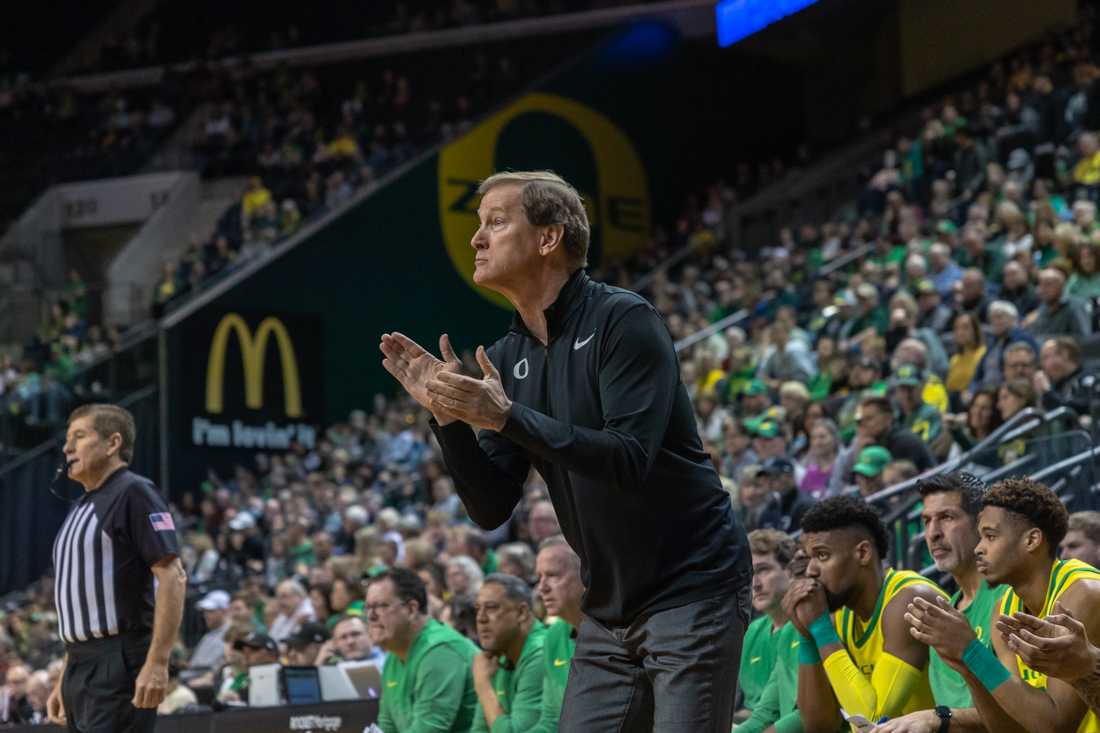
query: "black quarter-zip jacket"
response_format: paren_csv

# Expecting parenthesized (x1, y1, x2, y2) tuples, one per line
(431, 270, 751, 626)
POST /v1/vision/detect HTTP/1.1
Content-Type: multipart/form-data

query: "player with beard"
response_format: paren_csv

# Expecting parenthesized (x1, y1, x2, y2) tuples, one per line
(905, 478, 1100, 733)
(877, 472, 1005, 733)
(785, 496, 947, 732)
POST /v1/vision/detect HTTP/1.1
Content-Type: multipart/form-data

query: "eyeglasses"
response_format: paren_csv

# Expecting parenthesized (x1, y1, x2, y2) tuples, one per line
(364, 600, 407, 614)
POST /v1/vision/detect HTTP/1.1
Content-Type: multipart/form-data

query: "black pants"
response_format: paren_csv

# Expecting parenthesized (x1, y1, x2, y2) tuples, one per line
(63, 633, 157, 733)
(560, 586, 751, 732)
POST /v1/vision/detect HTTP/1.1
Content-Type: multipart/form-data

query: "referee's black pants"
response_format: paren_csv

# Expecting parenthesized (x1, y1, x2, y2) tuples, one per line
(63, 632, 157, 733)
(559, 585, 751, 733)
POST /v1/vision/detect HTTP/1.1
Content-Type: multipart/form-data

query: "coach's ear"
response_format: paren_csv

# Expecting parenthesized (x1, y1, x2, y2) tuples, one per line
(538, 223, 565, 257)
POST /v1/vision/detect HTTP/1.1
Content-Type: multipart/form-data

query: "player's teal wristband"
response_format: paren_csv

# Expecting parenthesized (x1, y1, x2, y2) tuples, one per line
(962, 639, 1011, 692)
(798, 634, 821, 665)
(809, 613, 840, 649)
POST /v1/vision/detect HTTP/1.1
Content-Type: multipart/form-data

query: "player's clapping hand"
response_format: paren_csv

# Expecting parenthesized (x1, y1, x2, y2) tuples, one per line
(905, 595, 974, 666)
(997, 601, 1096, 681)
(872, 710, 939, 733)
(426, 346, 512, 432)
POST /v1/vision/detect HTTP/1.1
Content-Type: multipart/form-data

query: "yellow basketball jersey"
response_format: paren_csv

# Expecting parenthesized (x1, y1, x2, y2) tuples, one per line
(831, 568, 947, 716)
(1000, 558, 1100, 733)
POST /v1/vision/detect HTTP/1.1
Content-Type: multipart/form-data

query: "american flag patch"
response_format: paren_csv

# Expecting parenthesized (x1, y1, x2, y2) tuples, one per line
(149, 513, 175, 531)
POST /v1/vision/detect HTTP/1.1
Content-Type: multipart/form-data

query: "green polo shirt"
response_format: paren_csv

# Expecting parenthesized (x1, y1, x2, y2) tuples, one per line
(471, 622, 548, 733)
(929, 581, 1006, 707)
(481, 549, 498, 576)
(734, 621, 804, 733)
(529, 620, 575, 733)
(379, 619, 479, 733)
(739, 615, 783, 712)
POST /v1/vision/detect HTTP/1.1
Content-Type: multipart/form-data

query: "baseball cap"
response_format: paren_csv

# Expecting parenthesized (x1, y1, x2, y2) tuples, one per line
(285, 622, 329, 648)
(856, 283, 878, 300)
(853, 446, 892, 477)
(914, 278, 937, 296)
(890, 364, 924, 387)
(834, 289, 857, 307)
(750, 418, 782, 440)
(196, 590, 230, 611)
(936, 220, 958, 236)
(228, 513, 256, 531)
(757, 456, 795, 477)
(740, 379, 768, 397)
(234, 632, 279, 654)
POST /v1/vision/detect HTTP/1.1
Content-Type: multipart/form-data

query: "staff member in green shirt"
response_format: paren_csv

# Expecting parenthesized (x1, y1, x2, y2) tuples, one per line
(531, 536, 585, 733)
(735, 530, 799, 723)
(368, 568, 479, 733)
(471, 574, 547, 732)
(735, 550, 811, 733)
(877, 472, 1004, 733)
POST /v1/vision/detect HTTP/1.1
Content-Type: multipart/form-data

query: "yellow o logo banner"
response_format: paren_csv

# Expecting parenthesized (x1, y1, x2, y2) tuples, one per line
(438, 93, 650, 308)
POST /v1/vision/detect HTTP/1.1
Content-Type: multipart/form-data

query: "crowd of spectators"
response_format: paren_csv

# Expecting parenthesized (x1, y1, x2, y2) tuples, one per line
(4, 7, 1100, 731)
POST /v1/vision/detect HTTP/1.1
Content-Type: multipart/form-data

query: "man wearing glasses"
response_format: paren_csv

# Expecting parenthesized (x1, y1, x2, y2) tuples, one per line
(367, 568, 479, 732)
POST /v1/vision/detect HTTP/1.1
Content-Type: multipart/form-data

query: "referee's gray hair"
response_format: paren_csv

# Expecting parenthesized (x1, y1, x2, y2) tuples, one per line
(478, 170, 591, 267)
(483, 572, 534, 609)
(988, 300, 1019, 322)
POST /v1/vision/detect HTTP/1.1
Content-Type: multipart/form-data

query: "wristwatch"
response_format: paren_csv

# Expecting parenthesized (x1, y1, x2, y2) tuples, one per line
(934, 705, 952, 733)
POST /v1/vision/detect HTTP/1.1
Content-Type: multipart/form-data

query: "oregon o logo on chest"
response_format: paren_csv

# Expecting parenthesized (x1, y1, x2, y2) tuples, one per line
(438, 93, 650, 308)
(513, 358, 529, 380)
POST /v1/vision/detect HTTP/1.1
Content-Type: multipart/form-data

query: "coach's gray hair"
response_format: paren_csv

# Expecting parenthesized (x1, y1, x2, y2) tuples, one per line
(478, 170, 590, 267)
(483, 572, 534, 609)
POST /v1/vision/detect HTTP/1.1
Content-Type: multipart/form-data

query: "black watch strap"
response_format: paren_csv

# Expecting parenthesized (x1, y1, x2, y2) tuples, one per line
(935, 705, 952, 733)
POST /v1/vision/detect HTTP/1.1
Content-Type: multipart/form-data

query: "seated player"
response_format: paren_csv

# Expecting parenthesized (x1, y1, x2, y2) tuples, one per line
(905, 478, 1100, 733)
(786, 496, 947, 733)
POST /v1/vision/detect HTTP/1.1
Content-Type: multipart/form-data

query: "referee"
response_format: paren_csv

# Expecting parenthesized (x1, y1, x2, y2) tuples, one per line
(381, 171, 752, 732)
(45, 404, 186, 732)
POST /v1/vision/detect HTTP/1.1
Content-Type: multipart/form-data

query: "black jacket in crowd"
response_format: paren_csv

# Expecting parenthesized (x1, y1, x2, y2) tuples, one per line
(432, 270, 752, 626)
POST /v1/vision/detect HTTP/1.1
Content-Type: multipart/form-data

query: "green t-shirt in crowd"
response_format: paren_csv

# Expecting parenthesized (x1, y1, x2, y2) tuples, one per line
(379, 619, 479, 733)
(734, 621, 804, 733)
(739, 615, 783, 712)
(901, 402, 942, 445)
(929, 581, 1006, 708)
(481, 549, 498, 576)
(471, 621, 548, 733)
(529, 619, 576, 733)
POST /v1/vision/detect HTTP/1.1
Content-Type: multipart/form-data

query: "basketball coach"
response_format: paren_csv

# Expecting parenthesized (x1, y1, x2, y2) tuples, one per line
(381, 170, 751, 732)
(46, 404, 186, 732)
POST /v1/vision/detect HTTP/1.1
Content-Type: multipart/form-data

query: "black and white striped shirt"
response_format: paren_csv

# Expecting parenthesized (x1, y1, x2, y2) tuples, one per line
(52, 467, 179, 645)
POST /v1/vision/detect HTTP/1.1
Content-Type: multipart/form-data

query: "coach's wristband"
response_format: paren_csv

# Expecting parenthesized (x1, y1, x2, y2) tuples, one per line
(809, 613, 841, 650)
(962, 639, 1011, 692)
(798, 634, 821, 665)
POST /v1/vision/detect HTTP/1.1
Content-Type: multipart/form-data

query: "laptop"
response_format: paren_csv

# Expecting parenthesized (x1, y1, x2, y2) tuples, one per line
(282, 666, 323, 706)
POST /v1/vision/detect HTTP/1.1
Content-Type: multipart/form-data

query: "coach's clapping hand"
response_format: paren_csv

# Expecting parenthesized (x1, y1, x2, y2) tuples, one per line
(380, 332, 463, 424)
(905, 595, 974, 666)
(425, 346, 513, 432)
(997, 601, 1096, 681)
(132, 660, 169, 709)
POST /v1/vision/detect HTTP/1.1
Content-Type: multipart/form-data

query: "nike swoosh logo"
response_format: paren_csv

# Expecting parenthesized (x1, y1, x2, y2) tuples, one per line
(574, 332, 595, 350)
(791, 641, 800, 649)
(386, 681, 397, 688)
(750, 656, 762, 664)
(553, 658, 568, 667)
